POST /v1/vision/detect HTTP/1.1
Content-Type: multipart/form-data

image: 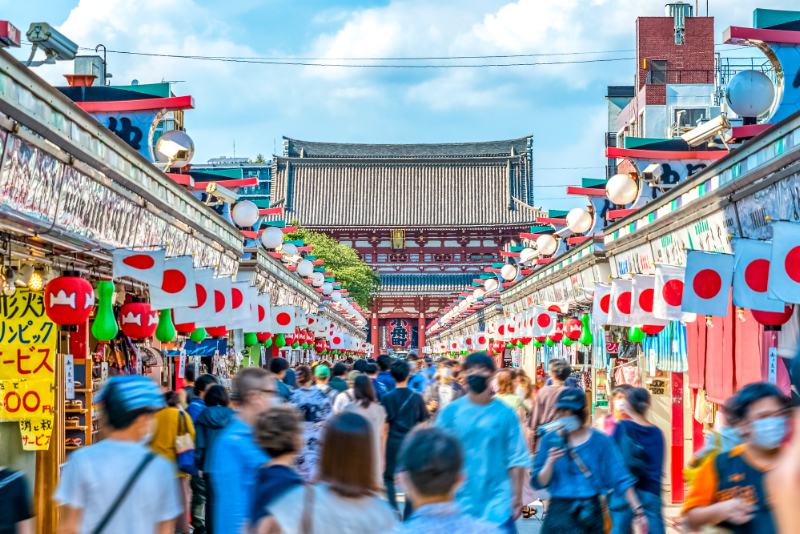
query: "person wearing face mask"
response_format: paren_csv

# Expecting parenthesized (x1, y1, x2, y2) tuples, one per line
(406, 354, 427, 394)
(601, 384, 632, 435)
(435, 352, 531, 534)
(532, 388, 647, 534)
(683, 382, 791, 534)
(528, 359, 572, 454)
(424, 358, 466, 416)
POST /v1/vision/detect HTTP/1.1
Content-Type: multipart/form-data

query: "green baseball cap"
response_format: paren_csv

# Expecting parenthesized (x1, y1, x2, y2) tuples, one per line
(314, 365, 331, 378)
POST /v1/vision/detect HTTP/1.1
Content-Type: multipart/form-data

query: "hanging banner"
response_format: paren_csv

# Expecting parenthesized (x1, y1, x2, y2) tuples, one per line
(388, 319, 412, 349)
(0, 290, 57, 450)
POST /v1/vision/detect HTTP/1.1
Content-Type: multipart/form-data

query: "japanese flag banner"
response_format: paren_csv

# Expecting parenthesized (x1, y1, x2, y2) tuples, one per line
(496, 319, 508, 340)
(149, 256, 197, 310)
(294, 306, 308, 328)
(113, 248, 165, 286)
(653, 264, 696, 321)
(255, 294, 271, 332)
(682, 251, 733, 317)
(173, 269, 216, 325)
(449, 339, 463, 352)
(591, 283, 612, 325)
(768, 222, 800, 304)
(462, 334, 475, 350)
(227, 284, 258, 330)
(195, 277, 233, 328)
(733, 239, 784, 312)
(631, 275, 668, 326)
(270, 305, 296, 334)
(306, 314, 324, 332)
(531, 306, 557, 336)
(607, 279, 636, 327)
(472, 332, 489, 350)
(486, 320, 496, 335)
(330, 332, 346, 350)
(506, 315, 518, 339)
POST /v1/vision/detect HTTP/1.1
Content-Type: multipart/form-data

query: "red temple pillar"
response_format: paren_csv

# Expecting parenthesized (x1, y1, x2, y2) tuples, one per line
(371, 312, 379, 354)
(418, 312, 426, 353)
(671, 372, 685, 503)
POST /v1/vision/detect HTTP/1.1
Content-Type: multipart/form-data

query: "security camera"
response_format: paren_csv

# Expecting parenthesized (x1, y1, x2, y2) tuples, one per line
(156, 129, 195, 170)
(204, 182, 240, 205)
(25, 23, 78, 67)
(681, 115, 731, 149)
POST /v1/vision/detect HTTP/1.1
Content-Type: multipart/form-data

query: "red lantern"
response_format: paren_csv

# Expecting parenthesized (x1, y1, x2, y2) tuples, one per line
(172, 310, 195, 334)
(549, 322, 563, 342)
(314, 338, 326, 353)
(285, 330, 296, 345)
(522, 337, 533, 345)
(256, 332, 272, 342)
(492, 340, 506, 353)
(206, 326, 229, 338)
(641, 324, 666, 336)
(120, 299, 158, 340)
(44, 271, 94, 330)
(304, 330, 313, 346)
(535, 336, 547, 343)
(751, 305, 794, 330)
(565, 318, 582, 340)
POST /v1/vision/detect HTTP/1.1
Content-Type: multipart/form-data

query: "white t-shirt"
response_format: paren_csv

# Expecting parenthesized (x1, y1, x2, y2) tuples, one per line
(342, 402, 387, 488)
(270, 483, 397, 534)
(333, 389, 355, 413)
(54, 439, 181, 534)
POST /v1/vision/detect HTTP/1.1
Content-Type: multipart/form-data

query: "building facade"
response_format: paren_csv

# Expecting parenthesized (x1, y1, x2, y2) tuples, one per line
(192, 156, 273, 207)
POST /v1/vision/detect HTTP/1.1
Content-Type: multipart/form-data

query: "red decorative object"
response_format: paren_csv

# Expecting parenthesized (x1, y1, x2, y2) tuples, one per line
(534, 336, 547, 342)
(172, 310, 195, 334)
(492, 340, 506, 353)
(751, 305, 794, 330)
(565, 318, 582, 340)
(314, 339, 326, 353)
(549, 322, 564, 342)
(522, 337, 533, 345)
(44, 271, 95, 329)
(206, 326, 229, 338)
(256, 332, 272, 342)
(641, 324, 666, 335)
(388, 318, 412, 348)
(120, 299, 158, 340)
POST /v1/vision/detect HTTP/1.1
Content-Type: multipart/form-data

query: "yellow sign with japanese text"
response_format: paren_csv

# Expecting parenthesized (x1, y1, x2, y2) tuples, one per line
(0, 290, 57, 450)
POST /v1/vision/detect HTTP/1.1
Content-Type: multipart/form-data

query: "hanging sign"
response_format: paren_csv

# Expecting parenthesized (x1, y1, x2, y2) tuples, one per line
(65, 355, 75, 400)
(388, 319, 412, 349)
(768, 347, 777, 384)
(178, 349, 186, 379)
(0, 290, 57, 450)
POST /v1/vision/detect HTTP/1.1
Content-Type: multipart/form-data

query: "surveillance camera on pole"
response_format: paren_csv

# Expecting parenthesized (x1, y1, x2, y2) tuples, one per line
(204, 182, 240, 206)
(680, 114, 731, 150)
(25, 23, 78, 67)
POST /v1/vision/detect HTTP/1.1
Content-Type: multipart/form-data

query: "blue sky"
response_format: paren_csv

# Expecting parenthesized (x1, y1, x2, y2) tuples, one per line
(2, 0, 786, 211)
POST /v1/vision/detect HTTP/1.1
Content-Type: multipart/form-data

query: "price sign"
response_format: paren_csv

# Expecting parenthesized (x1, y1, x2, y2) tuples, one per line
(649, 348, 656, 376)
(648, 378, 668, 395)
(65, 355, 75, 400)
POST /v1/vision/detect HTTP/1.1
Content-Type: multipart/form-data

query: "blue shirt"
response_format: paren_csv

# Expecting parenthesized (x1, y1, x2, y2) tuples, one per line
(399, 502, 503, 534)
(436, 397, 531, 527)
(186, 398, 206, 422)
(209, 415, 269, 534)
(377, 371, 396, 393)
(532, 428, 635, 499)
(408, 373, 426, 394)
(422, 366, 436, 386)
(611, 420, 664, 495)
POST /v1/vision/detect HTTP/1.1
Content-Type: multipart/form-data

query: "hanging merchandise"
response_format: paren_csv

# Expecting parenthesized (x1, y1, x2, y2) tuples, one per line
(768, 221, 800, 303)
(112, 248, 166, 286)
(682, 250, 734, 317)
(270, 305, 296, 334)
(155, 309, 176, 343)
(244, 332, 258, 347)
(631, 275, 669, 326)
(44, 270, 95, 330)
(653, 264, 696, 321)
(578, 313, 593, 346)
(148, 256, 197, 310)
(120, 299, 159, 340)
(628, 326, 646, 343)
(190, 328, 206, 343)
(592, 283, 612, 325)
(206, 326, 228, 338)
(92, 278, 118, 343)
(732, 238, 785, 312)
(173, 269, 217, 325)
(607, 279, 635, 327)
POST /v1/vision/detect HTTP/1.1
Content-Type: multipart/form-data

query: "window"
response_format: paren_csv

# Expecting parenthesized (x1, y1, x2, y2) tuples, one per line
(391, 229, 405, 250)
(675, 108, 707, 128)
(647, 60, 667, 85)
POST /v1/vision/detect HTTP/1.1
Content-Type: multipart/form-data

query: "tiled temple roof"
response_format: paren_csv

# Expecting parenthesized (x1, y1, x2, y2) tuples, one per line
(282, 136, 531, 159)
(379, 273, 475, 293)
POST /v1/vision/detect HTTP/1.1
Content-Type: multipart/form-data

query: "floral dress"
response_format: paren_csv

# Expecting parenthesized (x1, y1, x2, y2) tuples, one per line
(289, 386, 334, 481)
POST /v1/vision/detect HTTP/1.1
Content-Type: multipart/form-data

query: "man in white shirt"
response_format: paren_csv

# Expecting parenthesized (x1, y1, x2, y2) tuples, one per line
(55, 376, 181, 534)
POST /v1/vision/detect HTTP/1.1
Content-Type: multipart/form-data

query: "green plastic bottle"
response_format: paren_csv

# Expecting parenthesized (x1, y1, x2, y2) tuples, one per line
(92, 279, 118, 343)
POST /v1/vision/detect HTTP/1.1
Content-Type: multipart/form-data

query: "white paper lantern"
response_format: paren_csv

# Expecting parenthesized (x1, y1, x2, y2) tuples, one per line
(261, 227, 284, 249)
(296, 259, 314, 277)
(536, 234, 558, 256)
(726, 70, 774, 118)
(322, 282, 333, 296)
(473, 288, 485, 299)
(500, 264, 517, 281)
(566, 208, 593, 234)
(331, 291, 342, 302)
(310, 272, 324, 287)
(520, 248, 537, 263)
(231, 200, 260, 228)
(484, 278, 499, 292)
(606, 173, 638, 205)
(466, 294, 476, 304)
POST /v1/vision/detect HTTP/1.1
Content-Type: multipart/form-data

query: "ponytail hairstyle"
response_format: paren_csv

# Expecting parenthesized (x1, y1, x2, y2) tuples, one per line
(626, 387, 651, 416)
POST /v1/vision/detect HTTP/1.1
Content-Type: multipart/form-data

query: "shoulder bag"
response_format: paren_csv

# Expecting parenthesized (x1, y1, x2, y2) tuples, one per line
(90, 453, 155, 534)
(568, 435, 613, 534)
(176, 410, 197, 475)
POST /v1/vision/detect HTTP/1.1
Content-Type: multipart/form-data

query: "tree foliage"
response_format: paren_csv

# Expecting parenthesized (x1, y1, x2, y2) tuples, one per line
(253, 153, 266, 163)
(285, 221, 380, 309)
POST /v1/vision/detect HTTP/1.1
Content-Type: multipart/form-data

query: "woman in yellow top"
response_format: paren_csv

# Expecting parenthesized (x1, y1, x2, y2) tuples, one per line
(150, 391, 195, 534)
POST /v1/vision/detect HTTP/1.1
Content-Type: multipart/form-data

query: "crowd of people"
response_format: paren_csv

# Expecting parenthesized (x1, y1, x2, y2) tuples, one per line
(3, 350, 790, 534)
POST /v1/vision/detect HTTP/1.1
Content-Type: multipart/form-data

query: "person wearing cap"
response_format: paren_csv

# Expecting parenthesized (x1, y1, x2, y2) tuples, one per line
(531, 387, 647, 534)
(314, 364, 331, 386)
(55, 376, 182, 534)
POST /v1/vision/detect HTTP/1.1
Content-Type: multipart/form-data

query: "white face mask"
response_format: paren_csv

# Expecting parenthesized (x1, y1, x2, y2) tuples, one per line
(614, 399, 627, 414)
(440, 368, 453, 379)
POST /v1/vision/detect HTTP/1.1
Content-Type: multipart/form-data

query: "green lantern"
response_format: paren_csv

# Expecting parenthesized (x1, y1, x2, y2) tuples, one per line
(545, 337, 555, 347)
(155, 309, 176, 343)
(244, 332, 258, 347)
(190, 328, 206, 343)
(578, 313, 593, 346)
(264, 336, 273, 348)
(628, 326, 646, 343)
(92, 279, 118, 343)
(533, 339, 543, 348)
(562, 337, 573, 346)
(291, 341, 299, 349)
(274, 333, 286, 348)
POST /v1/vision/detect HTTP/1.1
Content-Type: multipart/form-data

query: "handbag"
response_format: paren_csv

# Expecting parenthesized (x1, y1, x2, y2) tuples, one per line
(569, 443, 613, 534)
(91, 453, 155, 534)
(176, 410, 197, 475)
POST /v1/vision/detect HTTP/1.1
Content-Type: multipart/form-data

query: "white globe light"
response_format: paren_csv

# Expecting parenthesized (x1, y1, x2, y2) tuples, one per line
(322, 282, 333, 296)
(520, 247, 537, 263)
(466, 294, 476, 304)
(278, 243, 298, 257)
(726, 70, 774, 118)
(231, 200, 260, 228)
(296, 259, 314, 277)
(566, 208, 593, 234)
(484, 278, 499, 292)
(473, 288, 485, 299)
(154, 129, 195, 166)
(606, 173, 638, 205)
(261, 227, 284, 249)
(310, 272, 324, 287)
(536, 234, 558, 256)
(500, 264, 517, 281)
(331, 291, 342, 302)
